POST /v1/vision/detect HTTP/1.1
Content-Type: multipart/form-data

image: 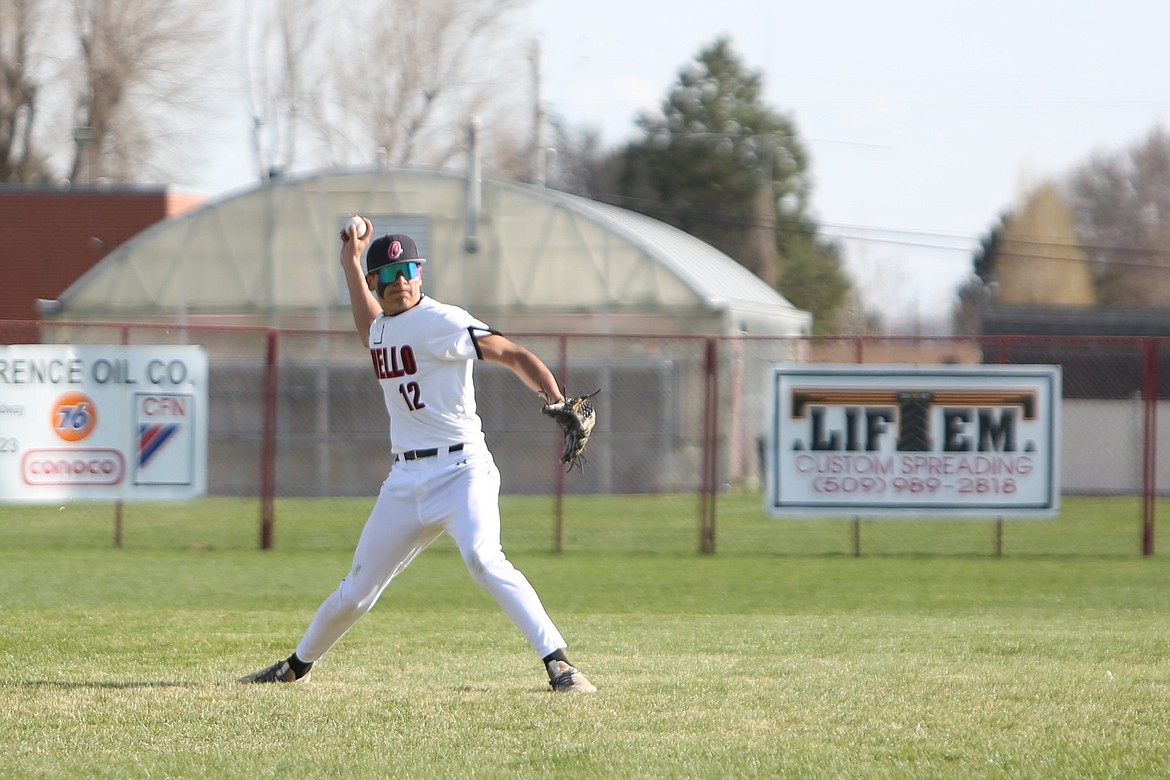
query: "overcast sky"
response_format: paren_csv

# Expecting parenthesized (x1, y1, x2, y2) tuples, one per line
(192, 0, 1170, 329)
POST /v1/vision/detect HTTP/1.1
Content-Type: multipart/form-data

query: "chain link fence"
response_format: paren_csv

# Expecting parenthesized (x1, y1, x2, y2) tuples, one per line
(3, 320, 1167, 554)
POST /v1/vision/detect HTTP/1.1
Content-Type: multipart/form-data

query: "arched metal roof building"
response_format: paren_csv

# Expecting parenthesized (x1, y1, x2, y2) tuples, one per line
(50, 166, 811, 336)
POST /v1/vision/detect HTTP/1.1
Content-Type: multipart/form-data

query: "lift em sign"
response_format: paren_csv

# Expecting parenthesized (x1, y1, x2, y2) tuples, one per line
(766, 364, 1061, 517)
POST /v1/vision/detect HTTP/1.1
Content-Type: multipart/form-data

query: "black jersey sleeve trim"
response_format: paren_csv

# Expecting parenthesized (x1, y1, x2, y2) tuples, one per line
(468, 325, 501, 360)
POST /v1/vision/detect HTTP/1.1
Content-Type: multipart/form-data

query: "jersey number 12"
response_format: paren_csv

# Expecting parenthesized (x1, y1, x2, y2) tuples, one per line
(399, 382, 426, 411)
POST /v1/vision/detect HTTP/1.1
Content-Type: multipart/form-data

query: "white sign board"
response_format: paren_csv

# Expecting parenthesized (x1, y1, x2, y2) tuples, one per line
(0, 345, 208, 503)
(766, 364, 1061, 517)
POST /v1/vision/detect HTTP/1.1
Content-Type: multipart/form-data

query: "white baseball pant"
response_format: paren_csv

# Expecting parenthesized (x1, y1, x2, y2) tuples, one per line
(295, 445, 567, 662)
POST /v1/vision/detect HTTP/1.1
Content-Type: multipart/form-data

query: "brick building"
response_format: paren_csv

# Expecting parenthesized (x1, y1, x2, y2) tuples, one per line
(0, 186, 203, 342)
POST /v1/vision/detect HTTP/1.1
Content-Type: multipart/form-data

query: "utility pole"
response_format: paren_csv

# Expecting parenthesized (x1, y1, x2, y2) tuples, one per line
(71, 127, 96, 185)
(529, 40, 545, 186)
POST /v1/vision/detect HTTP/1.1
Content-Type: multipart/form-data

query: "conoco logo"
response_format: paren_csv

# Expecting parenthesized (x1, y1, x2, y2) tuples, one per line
(22, 448, 125, 486)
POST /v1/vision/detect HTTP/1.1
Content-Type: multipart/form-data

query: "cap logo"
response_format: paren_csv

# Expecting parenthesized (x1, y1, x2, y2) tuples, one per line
(388, 241, 403, 260)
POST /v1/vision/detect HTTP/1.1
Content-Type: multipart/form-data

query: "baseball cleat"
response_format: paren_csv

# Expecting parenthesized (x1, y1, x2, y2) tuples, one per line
(547, 660, 596, 693)
(236, 658, 311, 684)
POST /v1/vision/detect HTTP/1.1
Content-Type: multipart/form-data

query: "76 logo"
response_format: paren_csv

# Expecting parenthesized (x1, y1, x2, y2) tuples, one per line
(52, 391, 99, 442)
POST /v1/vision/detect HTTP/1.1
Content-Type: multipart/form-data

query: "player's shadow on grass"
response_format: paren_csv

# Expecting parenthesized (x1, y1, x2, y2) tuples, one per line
(13, 680, 201, 690)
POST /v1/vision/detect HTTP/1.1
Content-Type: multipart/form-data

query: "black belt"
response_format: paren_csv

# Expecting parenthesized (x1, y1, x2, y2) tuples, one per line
(394, 444, 464, 463)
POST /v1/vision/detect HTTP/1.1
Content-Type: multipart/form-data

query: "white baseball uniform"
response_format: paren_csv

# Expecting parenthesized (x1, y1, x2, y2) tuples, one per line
(295, 295, 567, 663)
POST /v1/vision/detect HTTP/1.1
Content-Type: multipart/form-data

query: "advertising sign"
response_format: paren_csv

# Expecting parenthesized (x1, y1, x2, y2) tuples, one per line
(766, 364, 1061, 517)
(0, 345, 208, 502)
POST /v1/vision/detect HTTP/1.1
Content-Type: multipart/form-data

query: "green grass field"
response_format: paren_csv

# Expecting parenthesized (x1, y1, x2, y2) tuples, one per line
(1, 495, 1168, 778)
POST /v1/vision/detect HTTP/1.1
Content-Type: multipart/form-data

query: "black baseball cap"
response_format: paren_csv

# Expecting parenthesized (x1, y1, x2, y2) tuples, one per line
(366, 234, 428, 275)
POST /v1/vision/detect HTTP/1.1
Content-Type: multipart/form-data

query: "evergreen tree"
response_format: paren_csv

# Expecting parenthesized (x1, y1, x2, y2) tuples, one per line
(615, 37, 849, 332)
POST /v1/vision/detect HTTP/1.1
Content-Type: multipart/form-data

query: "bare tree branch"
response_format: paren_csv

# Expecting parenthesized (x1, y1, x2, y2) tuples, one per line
(1067, 127, 1170, 306)
(243, 0, 329, 179)
(0, 0, 53, 182)
(325, 0, 531, 168)
(3, 0, 535, 188)
(69, 0, 225, 183)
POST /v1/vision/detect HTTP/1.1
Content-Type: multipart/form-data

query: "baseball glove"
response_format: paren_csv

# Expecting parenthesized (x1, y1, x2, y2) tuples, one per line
(542, 390, 600, 471)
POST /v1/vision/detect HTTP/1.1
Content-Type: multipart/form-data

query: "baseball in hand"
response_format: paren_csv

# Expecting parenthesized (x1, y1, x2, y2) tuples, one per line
(345, 215, 368, 239)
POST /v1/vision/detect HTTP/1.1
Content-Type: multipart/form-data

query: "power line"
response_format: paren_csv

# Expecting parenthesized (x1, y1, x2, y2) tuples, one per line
(595, 188, 1170, 261)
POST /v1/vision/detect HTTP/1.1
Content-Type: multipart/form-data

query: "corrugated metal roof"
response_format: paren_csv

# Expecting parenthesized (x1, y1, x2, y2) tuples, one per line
(50, 166, 811, 335)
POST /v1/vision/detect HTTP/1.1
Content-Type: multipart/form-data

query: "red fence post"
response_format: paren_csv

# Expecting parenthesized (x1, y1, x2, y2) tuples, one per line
(259, 329, 280, 550)
(553, 335, 568, 553)
(113, 325, 130, 548)
(1142, 338, 1157, 556)
(699, 337, 719, 554)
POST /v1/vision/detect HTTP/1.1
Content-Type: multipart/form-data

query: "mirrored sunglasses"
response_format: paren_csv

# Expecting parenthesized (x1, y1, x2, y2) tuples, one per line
(375, 262, 421, 283)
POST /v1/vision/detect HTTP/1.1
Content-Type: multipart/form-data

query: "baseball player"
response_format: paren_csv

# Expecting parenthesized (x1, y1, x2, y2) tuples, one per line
(238, 219, 596, 693)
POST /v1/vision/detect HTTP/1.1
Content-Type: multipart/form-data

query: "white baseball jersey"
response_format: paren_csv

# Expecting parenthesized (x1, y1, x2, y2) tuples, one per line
(367, 295, 493, 454)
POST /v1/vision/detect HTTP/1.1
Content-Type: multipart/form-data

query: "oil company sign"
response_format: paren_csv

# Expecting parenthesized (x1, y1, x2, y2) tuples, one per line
(766, 365, 1061, 517)
(0, 345, 208, 502)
